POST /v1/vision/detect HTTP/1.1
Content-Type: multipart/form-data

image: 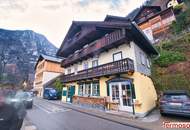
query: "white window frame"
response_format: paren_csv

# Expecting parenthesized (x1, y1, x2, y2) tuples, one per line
(113, 51, 123, 62)
(83, 62, 88, 70)
(92, 60, 98, 67)
(74, 65, 78, 74)
(140, 52, 146, 65)
(147, 58, 151, 68)
(67, 68, 71, 74)
(78, 84, 83, 96)
(92, 82, 99, 96)
(79, 82, 99, 97)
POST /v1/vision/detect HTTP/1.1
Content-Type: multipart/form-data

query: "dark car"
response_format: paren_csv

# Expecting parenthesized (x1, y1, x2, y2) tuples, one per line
(159, 90, 190, 117)
(14, 91, 33, 109)
(5, 90, 27, 129)
(43, 88, 58, 100)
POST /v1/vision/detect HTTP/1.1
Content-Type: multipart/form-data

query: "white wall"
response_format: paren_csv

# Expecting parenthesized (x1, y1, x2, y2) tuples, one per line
(65, 41, 137, 74)
(64, 41, 151, 76)
(42, 72, 61, 85)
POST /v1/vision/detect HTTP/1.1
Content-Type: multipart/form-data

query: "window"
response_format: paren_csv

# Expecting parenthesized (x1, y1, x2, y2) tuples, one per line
(147, 58, 151, 68)
(78, 84, 83, 96)
(67, 68, 71, 74)
(78, 82, 100, 97)
(92, 82, 100, 96)
(83, 62, 88, 70)
(74, 65, 78, 74)
(140, 53, 146, 65)
(92, 60, 98, 67)
(113, 51, 122, 61)
(151, 22, 161, 30)
(111, 85, 119, 102)
(84, 83, 91, 96)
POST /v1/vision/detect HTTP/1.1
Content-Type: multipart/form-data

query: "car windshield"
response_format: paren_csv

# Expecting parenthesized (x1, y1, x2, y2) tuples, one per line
(15, 92, 32, 98)
(49, 89, 56, 93)
(164, 94, 189, 101)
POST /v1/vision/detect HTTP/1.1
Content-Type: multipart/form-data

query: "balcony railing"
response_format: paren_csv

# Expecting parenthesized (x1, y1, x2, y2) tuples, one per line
(62, 29, 126, 67)
(61, 58, 134, 83)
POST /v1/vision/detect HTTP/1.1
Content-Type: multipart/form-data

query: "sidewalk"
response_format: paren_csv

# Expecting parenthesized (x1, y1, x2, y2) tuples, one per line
(21, 117, 37, 130)
(45, 99, 165, 130)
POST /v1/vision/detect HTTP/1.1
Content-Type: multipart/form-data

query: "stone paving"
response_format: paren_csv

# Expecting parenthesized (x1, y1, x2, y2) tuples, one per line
(45, 99, 190, 130)
(22, 98, 190, 130)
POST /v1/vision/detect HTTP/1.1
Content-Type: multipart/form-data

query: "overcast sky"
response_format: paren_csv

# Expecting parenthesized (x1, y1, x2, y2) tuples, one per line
(0, 0, 146, 47)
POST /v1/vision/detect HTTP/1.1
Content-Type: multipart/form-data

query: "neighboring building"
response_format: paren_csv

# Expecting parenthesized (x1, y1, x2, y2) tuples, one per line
(57, 20, 159, 117)
(105, 6, 176, 43)
(151, 0, 184, 9)
(33, 54, 64, 97)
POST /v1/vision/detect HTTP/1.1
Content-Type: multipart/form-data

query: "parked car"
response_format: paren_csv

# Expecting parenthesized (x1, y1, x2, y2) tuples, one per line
(43, 88, 58, 100)
(14, 91, 33, 109)
(5, 90, 27, 130)
(159, 90, 190, 117)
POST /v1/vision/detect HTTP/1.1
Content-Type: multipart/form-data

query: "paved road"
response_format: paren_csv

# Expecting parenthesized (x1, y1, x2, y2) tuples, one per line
(26, 98, 143, 130)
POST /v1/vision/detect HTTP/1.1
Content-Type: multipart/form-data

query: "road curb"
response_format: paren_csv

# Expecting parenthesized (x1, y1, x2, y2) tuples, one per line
(41, 99, 150, 130)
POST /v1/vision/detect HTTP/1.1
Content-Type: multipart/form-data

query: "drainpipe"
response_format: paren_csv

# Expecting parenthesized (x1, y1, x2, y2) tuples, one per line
(131, 84, 135, 116)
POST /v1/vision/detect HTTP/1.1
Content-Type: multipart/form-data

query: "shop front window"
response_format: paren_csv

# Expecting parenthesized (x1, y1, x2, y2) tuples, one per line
(78, 82, 100, 97)
(92, 82, 100, 96)
(78, 84, 83, 96)
(85, 83, 91, 96)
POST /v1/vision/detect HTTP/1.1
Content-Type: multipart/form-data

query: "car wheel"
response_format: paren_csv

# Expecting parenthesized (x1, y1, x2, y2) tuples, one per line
(160, 112, 166, 116)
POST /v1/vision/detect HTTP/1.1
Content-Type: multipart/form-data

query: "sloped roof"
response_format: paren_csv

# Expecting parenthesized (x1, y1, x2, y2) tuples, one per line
(126, 6, 161, 21)
(56, 21, 132, 56)
(104, 15, 130, 22)
(57, 20, 158, 57)
(40, 54, 63, 63)
(34, 54, 64, 70)
(126, 8, 141, 21)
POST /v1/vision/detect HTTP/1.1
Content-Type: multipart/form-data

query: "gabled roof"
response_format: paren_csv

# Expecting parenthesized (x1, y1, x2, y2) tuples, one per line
(57, 20, 158, 57)
(126, 8, 141, 20)
(104, 15, 130, 22)
(34, 54, 64, 70)
(126, 6, 161, 21)
(56, 21, 132, 56)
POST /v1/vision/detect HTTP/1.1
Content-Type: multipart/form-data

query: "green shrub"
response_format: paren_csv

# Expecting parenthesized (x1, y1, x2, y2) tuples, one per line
(171, 8, 190, 34)
(154, 50, 186, 67)
(162, 40, 174, 50)
(53, 79, 64, 92)
(152, 73, 190, 93)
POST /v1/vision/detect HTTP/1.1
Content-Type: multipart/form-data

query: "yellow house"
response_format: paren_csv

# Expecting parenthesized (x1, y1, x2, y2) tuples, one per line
(57, 21, 159, 117)
(33, 54, 64, 97)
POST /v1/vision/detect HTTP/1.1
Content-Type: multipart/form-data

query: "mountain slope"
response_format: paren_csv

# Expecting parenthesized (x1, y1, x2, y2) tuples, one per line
(0, 29, 57, 85)
(152, 32, 190, 93)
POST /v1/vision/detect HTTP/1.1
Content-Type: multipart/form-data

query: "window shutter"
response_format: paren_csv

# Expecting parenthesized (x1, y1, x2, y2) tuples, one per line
(107, 84, 110, 96)
(62, 90, 67, 96)
(97, 84, 100, 96)
(131, 84, 136, 99)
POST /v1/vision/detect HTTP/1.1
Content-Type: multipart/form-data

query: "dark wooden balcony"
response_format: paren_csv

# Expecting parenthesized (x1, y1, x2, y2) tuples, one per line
(62, 29, 127, 67)
(61, 58, 134, 83)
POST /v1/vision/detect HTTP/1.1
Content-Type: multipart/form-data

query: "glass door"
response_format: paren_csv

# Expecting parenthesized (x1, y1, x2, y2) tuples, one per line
(120, 82, 133, 112)
(109, 81, 133, 112)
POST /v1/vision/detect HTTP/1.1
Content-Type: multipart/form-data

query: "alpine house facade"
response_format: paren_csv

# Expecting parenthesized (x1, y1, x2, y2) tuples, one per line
(57, 20, 159, 117)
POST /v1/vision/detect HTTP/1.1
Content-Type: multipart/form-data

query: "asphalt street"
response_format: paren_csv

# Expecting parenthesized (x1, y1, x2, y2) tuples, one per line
(26, 98, 144, 130)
